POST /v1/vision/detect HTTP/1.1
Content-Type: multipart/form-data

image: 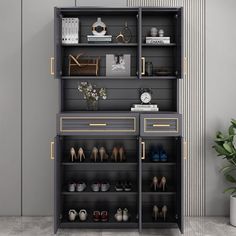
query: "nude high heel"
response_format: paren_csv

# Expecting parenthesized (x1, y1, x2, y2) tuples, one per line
(152, 176, 158, 191)
(153, 205, 159, 221)
(78, 148, 85, 162)
(90, 147, 99, 162)
(111, 147, 118, 162)
(70, 147, 76, 162)
(118, 146, 126, 162)
(159, 176, 167, 191)
(162, 205, 168, 221)
(99, 147, 108, 162)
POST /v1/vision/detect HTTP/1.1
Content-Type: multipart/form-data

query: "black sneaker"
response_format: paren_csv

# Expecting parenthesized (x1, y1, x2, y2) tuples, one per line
(124, 181, 132, 192)
(115, 181, 123, 192)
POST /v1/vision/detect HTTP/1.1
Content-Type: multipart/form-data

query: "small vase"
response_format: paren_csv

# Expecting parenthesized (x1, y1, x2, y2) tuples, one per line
(230, 194, 236, 226)
(86, 100, 98, 111)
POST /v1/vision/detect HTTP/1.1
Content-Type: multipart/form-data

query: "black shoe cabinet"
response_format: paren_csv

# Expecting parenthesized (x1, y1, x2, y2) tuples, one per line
(53, 7, 183, 234)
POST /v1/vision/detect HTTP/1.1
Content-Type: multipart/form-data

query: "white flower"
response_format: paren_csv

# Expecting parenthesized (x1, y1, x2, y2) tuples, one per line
(102, 96, 107, 100)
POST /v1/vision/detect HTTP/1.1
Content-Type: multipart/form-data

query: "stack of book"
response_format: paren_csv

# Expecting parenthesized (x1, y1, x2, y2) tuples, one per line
(87, 35, 112, 43)
(62, 18, 79, 44)
(146, 37, 170, 44)
(131, 104, 159, 112)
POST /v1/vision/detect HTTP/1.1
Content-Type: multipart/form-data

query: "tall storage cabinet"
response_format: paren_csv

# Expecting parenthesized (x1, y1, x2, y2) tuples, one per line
(52, 7, 183, 234)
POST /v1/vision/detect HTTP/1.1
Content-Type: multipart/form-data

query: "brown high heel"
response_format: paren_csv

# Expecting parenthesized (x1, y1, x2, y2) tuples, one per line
(99, 147, 108, 162)
(77, 148, 85, 162)
(152, 176, 158, 191)
(111, 147, 118, 162)
(159, 176, 167, 191)
(153, 205, 159, 221)
(70, 147, 76, 162)
(161, 205, 168, 221)
(90, 147, 99, 162)
(118, 146, 126, 162)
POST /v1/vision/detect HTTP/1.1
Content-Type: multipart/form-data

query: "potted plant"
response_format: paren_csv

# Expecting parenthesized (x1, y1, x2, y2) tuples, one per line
(212, 119, 236, 226)
(78, 82, 107, 111)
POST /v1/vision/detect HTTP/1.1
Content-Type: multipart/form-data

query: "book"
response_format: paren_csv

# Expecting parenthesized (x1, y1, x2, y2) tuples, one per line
(146, 37, 170, 44)
(62, 18, 79, 44)
(133, 104, 158, 108)
(87, 35, 112, 42)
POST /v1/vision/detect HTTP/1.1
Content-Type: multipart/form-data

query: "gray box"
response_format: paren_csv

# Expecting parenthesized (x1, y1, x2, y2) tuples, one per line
(106, 54, 131, 77)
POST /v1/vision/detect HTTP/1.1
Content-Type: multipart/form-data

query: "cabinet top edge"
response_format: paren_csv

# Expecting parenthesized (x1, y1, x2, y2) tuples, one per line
(54, 7, 183, 13)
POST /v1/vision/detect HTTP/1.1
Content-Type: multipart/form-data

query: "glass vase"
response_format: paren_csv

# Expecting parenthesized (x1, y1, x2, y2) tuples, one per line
(86, 99, 98, 111)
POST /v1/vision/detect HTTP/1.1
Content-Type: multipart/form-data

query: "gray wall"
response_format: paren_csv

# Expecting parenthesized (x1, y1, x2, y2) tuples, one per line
(0, 0, 21, 216)
(206, 0, 236, 216)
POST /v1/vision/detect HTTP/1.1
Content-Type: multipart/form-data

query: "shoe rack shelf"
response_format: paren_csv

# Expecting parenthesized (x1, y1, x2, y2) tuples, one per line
(53, 7, 183, 234)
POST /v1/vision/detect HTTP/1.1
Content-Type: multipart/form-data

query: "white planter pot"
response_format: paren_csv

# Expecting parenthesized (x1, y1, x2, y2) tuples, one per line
(230, 194, 236, 227)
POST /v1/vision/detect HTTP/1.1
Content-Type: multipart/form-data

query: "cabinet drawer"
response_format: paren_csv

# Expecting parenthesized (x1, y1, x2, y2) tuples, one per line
(140, 114, 182, 136)
(57, 113, 139, 135)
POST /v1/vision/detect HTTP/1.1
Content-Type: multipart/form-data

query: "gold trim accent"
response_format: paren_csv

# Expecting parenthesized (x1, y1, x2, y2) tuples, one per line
(141, 57, 145, 75)
(144, 118, 178, 133)
(153, 124, 171, 127)
(60, 116, 136, 133)
(50, 57, 55, 76)
(89, 123, 107, 127)
(50, 141, 55, 160)
(141, 141, 145, 160)
(184, 141, 188, 160)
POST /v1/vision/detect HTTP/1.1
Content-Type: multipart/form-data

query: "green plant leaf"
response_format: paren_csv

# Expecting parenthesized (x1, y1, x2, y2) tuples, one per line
(213, 144, 230, 156)
(223, 187, 236, 194)
(216, 131, 224, 139)
(221, 165, 233, 173)
(229, 125, 235, 136)
(231, 119, 236, 128)
(225, 174, 236, 183)
(223, 142, 233, 154)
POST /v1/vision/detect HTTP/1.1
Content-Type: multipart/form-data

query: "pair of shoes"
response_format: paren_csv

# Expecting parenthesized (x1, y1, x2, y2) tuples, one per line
(111, 146, 126, 162)
(114, 208, 129, 222)
(91, 181, 110, 192)
(115, 181, 132, 192)
(90, 147, 108, 162)
(151, 176, 167, 191)
(70, 147, 85, 162)
(153, 205, 168, 221)
(68, 182, 86, 192)
(68, 209, 88, 222)
(149, 145, 168, 162)
(93, 210, 108, 222)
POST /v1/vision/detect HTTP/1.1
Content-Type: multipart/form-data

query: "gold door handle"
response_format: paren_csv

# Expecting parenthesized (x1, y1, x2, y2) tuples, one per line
(153, 124, 171, 127)
(89, 123, 107, 127)
(50, 141, 55, 160)
(141, 57, 145, 75)
(50, 57, 55, 75)
(141, 141, 145, 160)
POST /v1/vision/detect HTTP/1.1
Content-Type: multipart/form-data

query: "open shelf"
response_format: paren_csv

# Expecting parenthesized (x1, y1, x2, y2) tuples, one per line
(61, 76, 138, 80)
(142, 43, 176, 47)
(62, 43, 138, 47)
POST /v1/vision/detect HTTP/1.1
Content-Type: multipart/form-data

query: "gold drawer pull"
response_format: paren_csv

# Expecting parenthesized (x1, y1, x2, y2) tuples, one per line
(50, 141, 55, 160)
(89, 123, 107, 127)
(141, 57, 145, 75)
(141, 141, 145, 160)
(153, 124, 171, 127)
(50, 57, 55, 75)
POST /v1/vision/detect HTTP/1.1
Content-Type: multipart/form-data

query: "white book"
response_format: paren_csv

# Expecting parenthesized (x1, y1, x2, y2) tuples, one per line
(131, 107, 159, 112)
(133, 104, 158, 108)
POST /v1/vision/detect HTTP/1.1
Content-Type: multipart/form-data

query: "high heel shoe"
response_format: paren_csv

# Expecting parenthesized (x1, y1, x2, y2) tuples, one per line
(70, 147, 76, 162)
(99, 147, 108, 162)
(153, 205, 159, 221)
(119, 146, 126, 162)
(159, 176, 167, 191)
(152, 176, 158, 191)
(162, 205, 168, 221)
(77, 148, 85, 162)
(90, 147, 99, 162)
(111, 146, 118, 162)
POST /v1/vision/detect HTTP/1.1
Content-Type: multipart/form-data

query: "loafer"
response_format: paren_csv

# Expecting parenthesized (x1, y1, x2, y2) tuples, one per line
(91, 182, 100, 192)
(76, 182, 86, 192)
(101, 181, 110, 192)
(93, 211, 100, 222)
(101, 211, 109, 222)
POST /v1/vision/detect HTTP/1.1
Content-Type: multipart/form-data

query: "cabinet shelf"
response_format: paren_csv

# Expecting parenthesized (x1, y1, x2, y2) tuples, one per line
(142, 43, 176, 47)
(62, 43, 138, 47)
(62, 191, 138, 195)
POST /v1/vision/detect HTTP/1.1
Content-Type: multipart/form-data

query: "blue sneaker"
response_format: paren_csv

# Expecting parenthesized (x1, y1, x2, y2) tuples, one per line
(150, 146, 160, 162)
(159, 146, 168, 162)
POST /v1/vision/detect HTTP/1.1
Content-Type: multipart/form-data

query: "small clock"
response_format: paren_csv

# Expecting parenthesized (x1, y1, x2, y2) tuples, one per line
(140, 89, 152, 104)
